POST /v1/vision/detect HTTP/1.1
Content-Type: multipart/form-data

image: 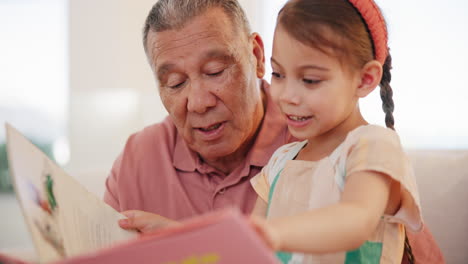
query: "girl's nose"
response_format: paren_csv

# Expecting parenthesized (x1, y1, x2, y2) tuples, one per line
(279, 80, 300, 105)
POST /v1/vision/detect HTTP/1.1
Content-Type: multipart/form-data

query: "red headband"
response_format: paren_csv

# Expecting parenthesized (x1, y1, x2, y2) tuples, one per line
(348, 0, 388, 64)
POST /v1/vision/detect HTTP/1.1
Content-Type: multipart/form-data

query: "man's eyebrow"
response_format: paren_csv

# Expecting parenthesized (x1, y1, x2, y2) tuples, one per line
(157, 63, 175, 80)
(156, 50, 235, 80)
(204, 50, 235, 62)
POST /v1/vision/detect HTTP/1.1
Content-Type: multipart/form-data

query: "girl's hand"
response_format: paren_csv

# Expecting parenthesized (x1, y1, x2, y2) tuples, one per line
(118, 210, 181, 233)
(249, 215, 282, 251)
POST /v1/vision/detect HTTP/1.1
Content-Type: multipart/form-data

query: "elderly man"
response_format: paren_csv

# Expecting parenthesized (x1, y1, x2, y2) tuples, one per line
(104, 0, 290, 222)
(104, 0, 443, 262)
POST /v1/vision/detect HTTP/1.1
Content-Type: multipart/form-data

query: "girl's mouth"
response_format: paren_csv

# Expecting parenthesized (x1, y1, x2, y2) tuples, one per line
(287, 115, 312, 121)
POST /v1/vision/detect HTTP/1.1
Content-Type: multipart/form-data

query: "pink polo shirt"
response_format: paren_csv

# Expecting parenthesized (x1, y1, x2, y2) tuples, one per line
(104, 82, 292, 220)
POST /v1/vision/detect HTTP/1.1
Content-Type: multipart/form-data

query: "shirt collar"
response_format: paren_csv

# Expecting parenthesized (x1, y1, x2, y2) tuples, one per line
(173, 131, 200, 172)
(173, 80, 290, 172)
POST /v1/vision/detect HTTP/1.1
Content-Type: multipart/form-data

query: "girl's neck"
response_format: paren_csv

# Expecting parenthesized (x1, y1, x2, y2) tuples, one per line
(297, 109, 367, 162)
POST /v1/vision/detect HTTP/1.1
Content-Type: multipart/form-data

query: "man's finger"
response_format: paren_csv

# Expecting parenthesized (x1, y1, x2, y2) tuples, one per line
(118, 210, 145, 230)
(118, 210, 180, 233)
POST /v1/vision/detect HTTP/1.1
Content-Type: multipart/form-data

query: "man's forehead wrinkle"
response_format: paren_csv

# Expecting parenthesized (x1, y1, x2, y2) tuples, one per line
(153, 30, 220, 52)
(150, 30, 230, 69)
(154, 40, 201, 64)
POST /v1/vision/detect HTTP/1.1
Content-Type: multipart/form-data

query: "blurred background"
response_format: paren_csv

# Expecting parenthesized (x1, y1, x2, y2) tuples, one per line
(1, 0, 467, 257)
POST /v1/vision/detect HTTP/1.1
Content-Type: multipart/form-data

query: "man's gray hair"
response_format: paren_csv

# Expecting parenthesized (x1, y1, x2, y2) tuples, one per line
(143, 0, 251, 53)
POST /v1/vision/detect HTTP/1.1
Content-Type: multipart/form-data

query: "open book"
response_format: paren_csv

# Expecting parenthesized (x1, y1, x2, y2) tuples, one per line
(2, 124, 279, 264)
(3, 124, 138, 263)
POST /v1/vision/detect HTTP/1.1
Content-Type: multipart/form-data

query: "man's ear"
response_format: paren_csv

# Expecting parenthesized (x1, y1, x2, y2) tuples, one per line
(250, 32, 266, 79)
(356, 60, 383, 98)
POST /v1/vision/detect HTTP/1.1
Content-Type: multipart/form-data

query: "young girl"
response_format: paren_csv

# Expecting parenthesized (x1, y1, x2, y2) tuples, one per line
(250, 0, 422, 263)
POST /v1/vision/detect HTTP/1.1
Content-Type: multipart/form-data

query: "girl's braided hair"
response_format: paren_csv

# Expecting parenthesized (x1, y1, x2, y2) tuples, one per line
(381, 54, 394, 130)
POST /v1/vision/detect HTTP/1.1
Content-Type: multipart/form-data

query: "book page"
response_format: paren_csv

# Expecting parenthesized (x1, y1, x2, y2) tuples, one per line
(5, 124, 138, 263)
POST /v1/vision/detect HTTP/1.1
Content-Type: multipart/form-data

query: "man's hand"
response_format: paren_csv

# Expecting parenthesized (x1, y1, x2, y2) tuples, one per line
(118, 210, 181, 233)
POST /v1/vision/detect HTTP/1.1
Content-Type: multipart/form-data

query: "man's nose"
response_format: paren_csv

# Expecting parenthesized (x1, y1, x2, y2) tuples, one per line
(186, 79, 217, 114)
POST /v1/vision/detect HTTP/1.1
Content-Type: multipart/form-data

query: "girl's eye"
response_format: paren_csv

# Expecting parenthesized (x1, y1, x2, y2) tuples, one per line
(272, 72, 283, 79)
(303, 78, 321, 85)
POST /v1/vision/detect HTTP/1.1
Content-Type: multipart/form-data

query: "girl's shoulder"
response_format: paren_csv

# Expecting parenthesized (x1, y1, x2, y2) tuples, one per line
(349, 124, 398, 136)
(345, 124, 402, 147)
(331, 124, 407, 185)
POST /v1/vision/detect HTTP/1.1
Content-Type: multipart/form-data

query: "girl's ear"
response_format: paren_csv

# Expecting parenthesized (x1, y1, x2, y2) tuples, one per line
(356, 60, 383, 98)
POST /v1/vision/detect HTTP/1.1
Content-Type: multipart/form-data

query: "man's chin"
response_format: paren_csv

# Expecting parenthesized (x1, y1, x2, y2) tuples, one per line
(196, 144, 236, 161)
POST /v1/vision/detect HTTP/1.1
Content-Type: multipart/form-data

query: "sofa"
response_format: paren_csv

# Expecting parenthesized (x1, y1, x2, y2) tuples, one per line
(407, 149, 468, 264)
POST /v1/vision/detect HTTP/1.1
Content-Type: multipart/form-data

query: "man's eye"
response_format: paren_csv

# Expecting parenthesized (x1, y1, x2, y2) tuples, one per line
(167, 81, 185, 89)
(206, 69, 224, 76)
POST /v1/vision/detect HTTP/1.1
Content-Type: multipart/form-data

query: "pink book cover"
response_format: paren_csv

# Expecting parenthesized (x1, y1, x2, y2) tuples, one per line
(52, 208, 279, 264)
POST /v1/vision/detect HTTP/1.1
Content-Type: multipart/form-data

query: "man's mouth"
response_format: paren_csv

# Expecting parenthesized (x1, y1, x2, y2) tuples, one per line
(197, 122, 224, 132)
(194, 122, 226, 141)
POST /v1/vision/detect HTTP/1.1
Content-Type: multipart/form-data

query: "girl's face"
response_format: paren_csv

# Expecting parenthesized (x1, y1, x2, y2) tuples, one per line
(270, 26, 363, 141)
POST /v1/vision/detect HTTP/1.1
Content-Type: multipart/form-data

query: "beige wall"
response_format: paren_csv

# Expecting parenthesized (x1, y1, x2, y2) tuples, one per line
(68, 0, 165, 197)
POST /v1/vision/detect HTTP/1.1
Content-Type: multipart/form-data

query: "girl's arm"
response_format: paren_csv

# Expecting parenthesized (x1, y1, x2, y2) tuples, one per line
(253, 170, 400, 254)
